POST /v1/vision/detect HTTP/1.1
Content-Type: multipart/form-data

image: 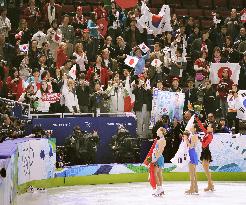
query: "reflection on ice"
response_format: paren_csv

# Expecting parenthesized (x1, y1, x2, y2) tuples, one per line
(17, 182, 246, 205)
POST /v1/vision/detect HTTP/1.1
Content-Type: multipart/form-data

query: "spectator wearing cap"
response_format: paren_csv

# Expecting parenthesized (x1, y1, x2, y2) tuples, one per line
(238, 52, 246, 90)
(194, 50, 210, 88)
(72, 6, 87, 39)
(184, 77, 198, 111)
(132, 76, 152, 138)
(81, 28, 97, 63)
(169, 77, 182, 92)
(56, 42, 68, 69)
(47, 19, 62, 62)
(32, 24, 47, 49)
(202, 79, 217, 116)
(73, 42, 88, 73)
(76, 74, 91, 113)
(226, 84, 239, 134)
(59, 14, 75, 58)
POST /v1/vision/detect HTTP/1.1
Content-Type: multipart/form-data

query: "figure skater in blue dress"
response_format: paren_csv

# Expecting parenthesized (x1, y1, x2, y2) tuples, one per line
(152, 127, 167, 196)
(183, 124, 199, 194)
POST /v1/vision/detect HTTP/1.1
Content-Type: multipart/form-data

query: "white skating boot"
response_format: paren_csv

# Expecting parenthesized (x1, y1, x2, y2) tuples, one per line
(153, 186, 164, 197)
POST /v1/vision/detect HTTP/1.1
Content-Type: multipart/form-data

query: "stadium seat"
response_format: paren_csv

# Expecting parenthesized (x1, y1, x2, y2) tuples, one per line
(203, 9, 214, 18)
(149, 8, 159, 14)
(219, 10, 231, 18)
(182, 0, 198, 8)
(214, 0, 228, 9)
(62, 5, 75, 14)
(229, 0, 244, 9)
(165, 0, 182, 8)
(174, 8, 189, 17)
(200, 19, 214, 29)
(82, 6, 92, 13)
(189, 9, 204, 18)
(151, 0, 164, 7)
(198, 0, 213, 9)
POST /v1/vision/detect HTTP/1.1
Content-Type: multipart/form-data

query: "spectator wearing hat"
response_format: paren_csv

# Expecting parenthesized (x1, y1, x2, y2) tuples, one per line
(132, 77, 152, 138)
(169, 77, 182, 92)
(72, 6, 87, 39)
(202, 79, 217, 116)
(226, 84, 239, 134)
(238, 52, 246, 90)
(47, 19, 62, 62)
(59, 14, 75, 58)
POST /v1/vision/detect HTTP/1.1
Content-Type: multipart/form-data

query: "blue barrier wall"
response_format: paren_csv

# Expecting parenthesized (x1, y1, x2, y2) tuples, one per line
(32, 116, 137, 163)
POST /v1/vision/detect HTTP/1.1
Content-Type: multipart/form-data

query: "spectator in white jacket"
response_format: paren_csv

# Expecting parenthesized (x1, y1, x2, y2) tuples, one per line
(73, 42, 88, 72)
(62, 79, 80, 113)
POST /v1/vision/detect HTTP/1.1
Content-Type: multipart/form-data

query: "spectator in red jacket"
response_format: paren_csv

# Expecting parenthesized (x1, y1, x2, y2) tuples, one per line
(56, 42, 68, 69)
(6, 67, 24, 100)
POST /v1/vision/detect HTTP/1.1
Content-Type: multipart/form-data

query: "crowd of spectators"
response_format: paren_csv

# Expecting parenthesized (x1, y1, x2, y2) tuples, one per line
(0, 0, 245, 139)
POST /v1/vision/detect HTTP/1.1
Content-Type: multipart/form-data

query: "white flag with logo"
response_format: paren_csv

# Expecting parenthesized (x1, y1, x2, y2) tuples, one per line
(170, 115, 195, 168)
(19, 44, 29, 53)
(236, 90, 246, 120)
(151, 59, 162, 67)
(209, 63, 241, 84)
(69, 64, 77, 80)
(124, 55, 139, 68)
(139, 42, 150, 53)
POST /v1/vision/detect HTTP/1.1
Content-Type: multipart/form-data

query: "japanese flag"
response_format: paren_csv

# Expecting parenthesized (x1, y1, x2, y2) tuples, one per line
(151, 59, 162, 67)
(69, 65, 77, 80)
(19, 44, 29, 53)
(209, 63, 241, 84)
(139, 42, 150, 53)
(124, 55, 139, 68)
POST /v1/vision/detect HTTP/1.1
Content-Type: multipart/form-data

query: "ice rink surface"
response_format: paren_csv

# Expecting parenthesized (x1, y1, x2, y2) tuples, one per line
(17, 182, 246, 205)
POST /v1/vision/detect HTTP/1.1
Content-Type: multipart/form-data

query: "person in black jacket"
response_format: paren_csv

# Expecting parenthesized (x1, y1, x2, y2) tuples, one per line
(184, 77, 198, 111)
(76, 74, 91, 113)
(132, 78, 152, 138)
(238, 52, 246, 90)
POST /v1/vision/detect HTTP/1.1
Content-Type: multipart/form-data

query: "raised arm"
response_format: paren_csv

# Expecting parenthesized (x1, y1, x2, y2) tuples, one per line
(195, 116, 207, 134)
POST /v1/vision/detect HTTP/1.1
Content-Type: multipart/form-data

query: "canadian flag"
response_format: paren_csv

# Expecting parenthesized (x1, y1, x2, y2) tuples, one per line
(52, 32, 62, 43)
(241, 9, 246, 23)
(151, 59, 162, 67)
(19, 44, 29, 53)
(139, 42, 150, 53)
(69, 65, 77, 80)
(124, 55, 139, 68)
